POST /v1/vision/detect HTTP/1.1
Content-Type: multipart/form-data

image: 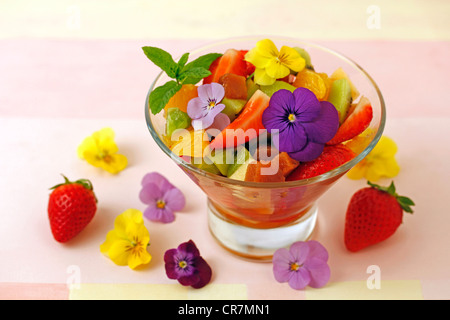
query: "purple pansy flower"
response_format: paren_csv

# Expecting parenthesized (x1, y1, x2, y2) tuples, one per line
(187, 83, 226, 131)
(262, 88, 339, 162)
(139, 172, 186, 223)
(164, 240, 212, 289)
(273, 240, 330, 290)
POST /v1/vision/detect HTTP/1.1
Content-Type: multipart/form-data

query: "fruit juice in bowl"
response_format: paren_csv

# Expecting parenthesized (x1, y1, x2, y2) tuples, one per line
(145, 36, 385, 260)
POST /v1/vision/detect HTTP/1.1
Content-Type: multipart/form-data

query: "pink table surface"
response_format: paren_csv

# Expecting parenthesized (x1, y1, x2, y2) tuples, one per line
(1, 38, 450, 300)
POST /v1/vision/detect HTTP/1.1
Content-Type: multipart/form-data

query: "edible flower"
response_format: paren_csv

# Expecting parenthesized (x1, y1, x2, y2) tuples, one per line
(139, 172, 186, 223)
(187, 83, 226, 131)
(245, 39, 305, 86)
(273, 240, 330, 290)
(100, 209, 152, 270)
(262, 87, 339, 162)
(77, 127, 128, 174)
(164, 240, 212, 289)
(347, 135, 400, 181)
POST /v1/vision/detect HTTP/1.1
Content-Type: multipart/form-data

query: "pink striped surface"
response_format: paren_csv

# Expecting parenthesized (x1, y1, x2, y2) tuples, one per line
(1, 37, 450, 300)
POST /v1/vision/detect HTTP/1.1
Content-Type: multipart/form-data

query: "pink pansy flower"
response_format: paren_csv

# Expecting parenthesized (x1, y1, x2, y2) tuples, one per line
(273, 240, 331, 290)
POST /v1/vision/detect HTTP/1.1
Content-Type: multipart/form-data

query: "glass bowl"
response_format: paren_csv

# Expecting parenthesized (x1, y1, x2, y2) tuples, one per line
(145, 36, 386, 261)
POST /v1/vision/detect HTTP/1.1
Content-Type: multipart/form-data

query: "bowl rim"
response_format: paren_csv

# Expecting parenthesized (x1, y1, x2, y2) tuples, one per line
(144, 36, 386, 189)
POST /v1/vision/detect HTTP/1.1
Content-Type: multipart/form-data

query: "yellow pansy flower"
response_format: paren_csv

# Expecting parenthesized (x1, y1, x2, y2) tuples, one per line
(245, 39, 305, 86)
(100, 209, 152, 270)
(77, 127, 128, 174)
(347, 136, 400, 181)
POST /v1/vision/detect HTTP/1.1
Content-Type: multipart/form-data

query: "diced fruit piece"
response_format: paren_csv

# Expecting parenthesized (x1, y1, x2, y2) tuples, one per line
(207, 148, 235, 176)
(318, 72, 332, 101)
(227, 147, 252, 178)
(286, 144, 356, 181)
(221, 98, 247, 122)
(203, 49, 247, 84)
(293, 47, 313, 69)
(244, 151, 299, 182)
(293, 69, 327, 100)
(164, 84, 198, 114)
(330, 67, 360, 100)
(171, 129, 210, 158)
(210, 90, 270, 150)
(192, 157, 221, 175)
(278, 152, 300, 177)
(166, 107, 191, 137)
(245, 160, 286, 183)
(246, 78, 260, 100)
(260, 81, 296, 97)
(327, 78, 352, 124)
(219, 73, 248, 100)
(327, 97, 373, 145)
(239, 50, 256, 76)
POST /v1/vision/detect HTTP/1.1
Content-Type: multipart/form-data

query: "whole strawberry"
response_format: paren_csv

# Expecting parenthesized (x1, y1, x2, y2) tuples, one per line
(48, 175, 97, 243)
(344, 181, 414, 252)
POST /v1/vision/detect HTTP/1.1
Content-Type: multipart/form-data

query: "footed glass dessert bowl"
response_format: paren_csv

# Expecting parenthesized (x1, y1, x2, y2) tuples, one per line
(145, 36, 385, 261)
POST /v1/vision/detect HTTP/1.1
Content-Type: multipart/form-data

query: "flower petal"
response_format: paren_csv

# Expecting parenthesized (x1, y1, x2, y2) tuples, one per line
(164, 187, 186, 212)
(187, 97, 207, 120)
(289, 241, 310, 265)
(141, 172, 174, 190)
(107, 240, 132, 267)
(303, 257, 331, 288)
(306, 240, 329, 262)
(272, 248, 293, 283)
(279, 46, 305, 72)
(191, 256, 212, 289)
(245, 47, 271, 69)
(208, 112, 230, 132)
(178, 240, 201, 258)
(144, 205, 175, 223)
(277, 124, 308, 153)
(256, 39, 279, 58)
(197, 82, 225, 103)
(100, 153, 128, 174)
(139, 183, 163, 205)
(293, 87, 321, 119)
(265, 59, 290, 79)
(301, 101, 339, 144)
(288, 267, 311, 290)
(288, 140, 324, 162)
(254, 68, 276, 86)
(262, 89, 296, 131)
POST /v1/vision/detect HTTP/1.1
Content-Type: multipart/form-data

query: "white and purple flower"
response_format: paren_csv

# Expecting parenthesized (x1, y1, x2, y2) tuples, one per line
(187, 82, 229, 131)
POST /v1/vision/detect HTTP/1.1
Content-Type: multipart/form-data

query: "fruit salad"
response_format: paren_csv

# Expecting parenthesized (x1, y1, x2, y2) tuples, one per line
(144, 39, 373, 183)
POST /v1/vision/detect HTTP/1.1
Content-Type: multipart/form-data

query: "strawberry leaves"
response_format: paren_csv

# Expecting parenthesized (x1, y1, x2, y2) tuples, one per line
(143, 46, 222, 115)
(368, 181, 415, 213)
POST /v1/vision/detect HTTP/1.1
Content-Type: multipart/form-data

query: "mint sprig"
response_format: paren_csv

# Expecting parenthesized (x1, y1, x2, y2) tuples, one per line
(143, 46, 222, 115)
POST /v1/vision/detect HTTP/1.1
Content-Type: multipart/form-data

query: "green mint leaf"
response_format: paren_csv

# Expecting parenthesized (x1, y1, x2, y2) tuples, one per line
(142, 46, 178, 79)
(177, 53, 190, 72)
(184, 52, 222, 71)
(180, 53, 222, 84)
(179, 67, 212, 84)
(148, 81, 182, 115)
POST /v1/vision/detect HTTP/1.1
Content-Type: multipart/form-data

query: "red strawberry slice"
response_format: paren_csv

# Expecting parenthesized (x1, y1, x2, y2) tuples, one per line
(345, 181, 415, 252)
(203, 49, 247, 84)
(210, 90, 270, 150)
(286, 144, 355, 181)
(240, 50, 256, 76)
(327, 97, 373, 145)
(48, 176, 97, 243)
